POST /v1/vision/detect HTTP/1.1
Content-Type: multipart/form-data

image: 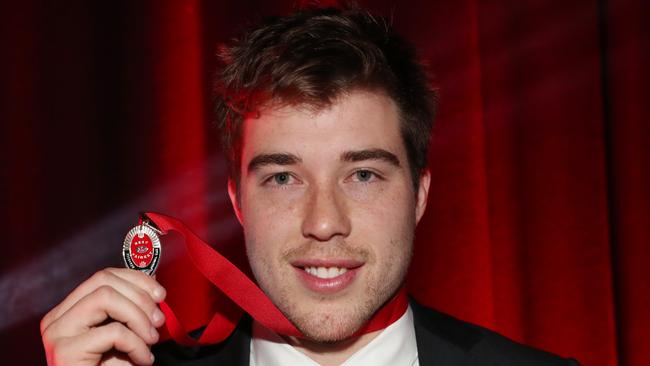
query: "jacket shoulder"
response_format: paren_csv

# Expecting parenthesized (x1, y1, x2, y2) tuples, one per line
(152, 316, 252, 366)
(410, 300, 580, 365)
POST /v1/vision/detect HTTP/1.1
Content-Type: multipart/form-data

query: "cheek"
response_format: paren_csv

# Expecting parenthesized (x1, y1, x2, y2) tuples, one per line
(342, 183, 385, 203)
(352, 185, 416, 228)
(241, 189, 303, 257)
(244, 185, 303, 216)
(243, 218, 281, 289)
(352, 191, 416, 257)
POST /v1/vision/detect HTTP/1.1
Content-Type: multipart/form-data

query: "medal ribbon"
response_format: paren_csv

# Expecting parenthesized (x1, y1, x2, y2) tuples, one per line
(143, 212, 408, 346)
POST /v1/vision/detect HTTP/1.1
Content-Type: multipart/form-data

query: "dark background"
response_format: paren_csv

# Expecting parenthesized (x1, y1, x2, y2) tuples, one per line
(1, 0, 648, 364)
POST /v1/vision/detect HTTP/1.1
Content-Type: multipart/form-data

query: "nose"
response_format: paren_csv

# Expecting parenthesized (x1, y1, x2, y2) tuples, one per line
(301, 185, 351, 242)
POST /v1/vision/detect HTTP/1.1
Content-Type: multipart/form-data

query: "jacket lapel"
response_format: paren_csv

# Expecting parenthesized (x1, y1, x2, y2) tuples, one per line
(152, 316, 252, 365)
(411, 299, 483, 366)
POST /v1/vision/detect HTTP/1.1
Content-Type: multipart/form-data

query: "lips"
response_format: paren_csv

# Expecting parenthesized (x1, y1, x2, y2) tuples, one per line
(291, 259, 364, 294)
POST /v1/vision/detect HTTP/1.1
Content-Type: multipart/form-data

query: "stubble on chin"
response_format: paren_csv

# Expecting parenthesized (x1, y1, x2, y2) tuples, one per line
(282, 285, 380, 342)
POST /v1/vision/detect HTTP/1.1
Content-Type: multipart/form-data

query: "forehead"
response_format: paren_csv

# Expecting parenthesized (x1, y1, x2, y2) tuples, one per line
(240, 91, 404, 161)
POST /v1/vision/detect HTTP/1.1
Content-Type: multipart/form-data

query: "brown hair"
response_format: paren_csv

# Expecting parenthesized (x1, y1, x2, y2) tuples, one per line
(214, 6, 437, 192)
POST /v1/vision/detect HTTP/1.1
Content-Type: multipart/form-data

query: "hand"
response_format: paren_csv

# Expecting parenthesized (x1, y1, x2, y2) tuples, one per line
(41, 268, 167, 365)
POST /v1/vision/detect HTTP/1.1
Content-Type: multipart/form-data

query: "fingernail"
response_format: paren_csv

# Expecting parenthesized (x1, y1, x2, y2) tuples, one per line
(152, 287, 166, 301)
(150, 353, 155, 363)
(152, 308, 164, 324)
(150, 326, 158, 340)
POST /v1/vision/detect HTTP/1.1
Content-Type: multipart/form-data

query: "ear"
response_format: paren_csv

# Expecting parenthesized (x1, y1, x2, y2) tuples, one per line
(227, 178, 244, 225)
(415, 169, 431, 224)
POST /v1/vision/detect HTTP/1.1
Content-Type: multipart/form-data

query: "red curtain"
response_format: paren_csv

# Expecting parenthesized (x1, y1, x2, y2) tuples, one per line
(1, 1, 647, 365)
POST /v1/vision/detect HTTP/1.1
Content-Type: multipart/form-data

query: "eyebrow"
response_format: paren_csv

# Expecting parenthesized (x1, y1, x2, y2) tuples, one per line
(248, 153, 302, 172)
(341, 149, 401, 167)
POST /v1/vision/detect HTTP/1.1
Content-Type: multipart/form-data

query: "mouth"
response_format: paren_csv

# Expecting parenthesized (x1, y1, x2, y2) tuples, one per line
(291, 259, 364, 294)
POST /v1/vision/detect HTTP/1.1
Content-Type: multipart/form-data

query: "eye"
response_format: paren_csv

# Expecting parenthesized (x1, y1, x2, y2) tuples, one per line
(263, 172, 298, 187)
(273, 172, 291, 185)
(352, 169, 378, 182)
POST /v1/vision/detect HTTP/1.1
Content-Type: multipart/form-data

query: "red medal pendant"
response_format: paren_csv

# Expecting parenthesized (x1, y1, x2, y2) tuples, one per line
(122, 222, 162, 275)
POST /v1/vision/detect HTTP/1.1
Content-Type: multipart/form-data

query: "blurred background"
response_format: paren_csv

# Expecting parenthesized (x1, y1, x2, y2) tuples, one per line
(1, 0, 648, 364)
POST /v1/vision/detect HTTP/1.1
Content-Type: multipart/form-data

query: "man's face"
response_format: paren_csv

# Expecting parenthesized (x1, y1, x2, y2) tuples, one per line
(228, 90, 430, 341)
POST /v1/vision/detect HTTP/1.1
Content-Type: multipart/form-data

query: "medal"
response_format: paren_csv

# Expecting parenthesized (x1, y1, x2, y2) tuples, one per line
(122, 220, 162, 275)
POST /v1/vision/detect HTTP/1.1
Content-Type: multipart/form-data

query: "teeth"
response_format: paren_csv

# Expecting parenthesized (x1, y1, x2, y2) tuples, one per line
(317, 267, 328, 278)
(304, 266, 348, 279)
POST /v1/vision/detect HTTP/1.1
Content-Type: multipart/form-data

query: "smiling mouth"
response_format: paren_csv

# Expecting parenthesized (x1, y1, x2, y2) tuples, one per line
(291, 260, 364, 294)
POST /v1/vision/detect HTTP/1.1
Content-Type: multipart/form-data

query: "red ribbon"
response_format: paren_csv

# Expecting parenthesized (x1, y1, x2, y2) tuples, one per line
(143, 212, 408, 346)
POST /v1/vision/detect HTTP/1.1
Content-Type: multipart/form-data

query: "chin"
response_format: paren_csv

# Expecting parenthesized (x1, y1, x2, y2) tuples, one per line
(295, 312, 366, 342)
(284, 298, 374, 342)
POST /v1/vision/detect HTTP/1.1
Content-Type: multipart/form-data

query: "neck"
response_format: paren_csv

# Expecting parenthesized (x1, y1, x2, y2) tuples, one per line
(284, 329, 383, 366)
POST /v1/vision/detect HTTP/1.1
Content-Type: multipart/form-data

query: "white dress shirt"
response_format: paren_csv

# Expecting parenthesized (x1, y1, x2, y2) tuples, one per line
(250, 306, 419, 366)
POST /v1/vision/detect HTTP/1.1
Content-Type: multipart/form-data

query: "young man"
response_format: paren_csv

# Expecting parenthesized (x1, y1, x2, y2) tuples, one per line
(41, 6, 578, 366)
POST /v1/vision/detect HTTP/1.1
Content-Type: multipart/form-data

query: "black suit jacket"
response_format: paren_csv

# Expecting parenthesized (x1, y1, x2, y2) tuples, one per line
(153, 300, 579, 365)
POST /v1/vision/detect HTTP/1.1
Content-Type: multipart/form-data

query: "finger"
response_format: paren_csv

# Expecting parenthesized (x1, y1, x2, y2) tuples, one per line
(99, 270, 166, 327)
(84, 322, 154, 365)
(105, 268, 166, 302)
(42, 268, 165, 333)
(101, 352, 141, 366)
(47, 285, 159, 345)
(101, 353, 139, 366)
